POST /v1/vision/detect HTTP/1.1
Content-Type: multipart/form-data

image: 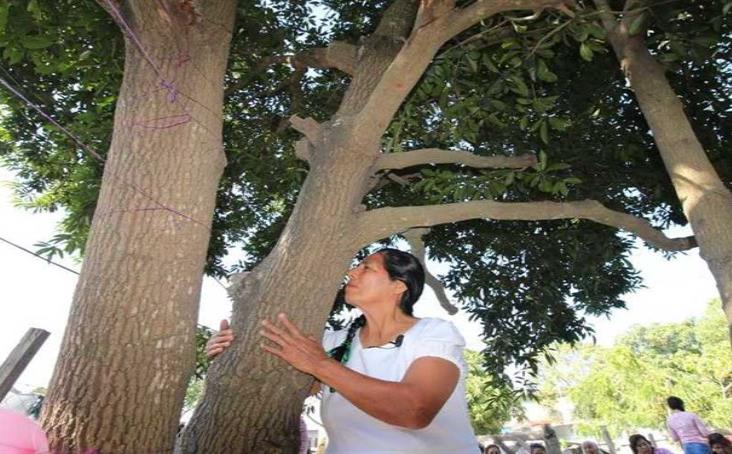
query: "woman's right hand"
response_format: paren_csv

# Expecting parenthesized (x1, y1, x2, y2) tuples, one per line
(206, 319, 235, 359)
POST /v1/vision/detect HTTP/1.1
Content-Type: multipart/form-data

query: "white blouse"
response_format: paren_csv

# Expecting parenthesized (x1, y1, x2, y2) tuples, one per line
(320, 317, 478, 454)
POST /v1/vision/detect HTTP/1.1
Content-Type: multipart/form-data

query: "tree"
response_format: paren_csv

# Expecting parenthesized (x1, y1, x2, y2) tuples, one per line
(465, 349, 526, 435)
(0, 0, 723, 452)
(539, 299, 732, 435)
(3, 0, 237, 450)
(590, 0, 732, 345)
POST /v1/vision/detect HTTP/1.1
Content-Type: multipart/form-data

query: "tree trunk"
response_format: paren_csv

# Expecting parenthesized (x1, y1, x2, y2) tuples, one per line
(180, 1, 420, 451)
(603, 19, 732, 346)
(41, 2, 235, 452)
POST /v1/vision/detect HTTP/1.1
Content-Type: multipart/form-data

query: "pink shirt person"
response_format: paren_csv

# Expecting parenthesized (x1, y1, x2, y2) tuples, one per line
(667, 411, 711, 445)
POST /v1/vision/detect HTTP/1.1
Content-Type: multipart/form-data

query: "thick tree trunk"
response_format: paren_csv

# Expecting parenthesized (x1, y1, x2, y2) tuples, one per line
(179, 144, 378, 453)
(41, 1, 235, 452)
(603, 19, 732, 344)
(180, 2, 420, 451)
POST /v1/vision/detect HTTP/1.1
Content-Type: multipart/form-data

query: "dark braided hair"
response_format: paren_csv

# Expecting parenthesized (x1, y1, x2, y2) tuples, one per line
(327, 248, 425, 365)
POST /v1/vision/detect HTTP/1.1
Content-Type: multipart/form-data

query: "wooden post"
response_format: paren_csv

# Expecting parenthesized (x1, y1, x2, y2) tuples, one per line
(601, 426, 617, 454)
(0, 328, 50, 401)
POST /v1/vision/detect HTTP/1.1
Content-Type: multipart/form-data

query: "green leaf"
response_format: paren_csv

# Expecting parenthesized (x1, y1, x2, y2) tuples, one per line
(509, 75, 530, 97)
(3, 46, 24, 64)
(27, 0, 43, 21)
(536, 59, 558, 83)
(579, 43, 593, 62)
(22, 35, 55, 49)
(628, 14, 645, 35)
(539, 120, 549, 144)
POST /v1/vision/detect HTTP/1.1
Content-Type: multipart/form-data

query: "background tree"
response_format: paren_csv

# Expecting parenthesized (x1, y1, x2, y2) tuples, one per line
(465, 349, 526, 435)
(539, 299, 732, 436)
(589, 0, 732, 346)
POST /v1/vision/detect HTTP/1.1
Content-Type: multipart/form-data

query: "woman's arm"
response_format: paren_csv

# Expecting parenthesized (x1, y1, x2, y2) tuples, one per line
(261, 314, 459, 429)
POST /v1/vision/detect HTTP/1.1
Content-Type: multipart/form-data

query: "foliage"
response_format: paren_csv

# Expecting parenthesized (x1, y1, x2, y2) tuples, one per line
(0, 0, 731, 382)
(538, 299, 732, 436)
(465, 349, 526, 434)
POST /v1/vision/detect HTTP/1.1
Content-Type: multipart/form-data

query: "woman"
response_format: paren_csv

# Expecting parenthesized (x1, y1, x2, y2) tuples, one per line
(484, 444, 501, 454)
(207, 248, 477, 453)
(708, 434, 732, 454)
(666, 396, 711, 454)
(629, 434, 674, 454)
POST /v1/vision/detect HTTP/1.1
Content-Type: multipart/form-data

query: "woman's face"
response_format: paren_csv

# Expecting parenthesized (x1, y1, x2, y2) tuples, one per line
(345, 253, 404, 307)
(486, 446, 500, 454)
(636, 439, 653, 454)
(711, 444, 725, 454)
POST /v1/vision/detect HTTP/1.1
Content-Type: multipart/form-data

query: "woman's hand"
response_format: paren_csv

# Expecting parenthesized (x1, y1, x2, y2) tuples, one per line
(260, 313, 330, 375)
(206, 319, 235, 359)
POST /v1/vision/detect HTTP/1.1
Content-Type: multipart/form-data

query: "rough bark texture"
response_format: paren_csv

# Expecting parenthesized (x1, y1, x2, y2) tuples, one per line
(41, 1, 236, 452)
(596, 0, 732, 345)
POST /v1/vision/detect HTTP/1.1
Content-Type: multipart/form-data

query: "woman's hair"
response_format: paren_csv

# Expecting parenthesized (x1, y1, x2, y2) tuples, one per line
(667, 396, 685, 411)
(530, 443, 546, 452)
(328, 248, 425, 365)
(379, 248, 425, 315)
(629, 434, 653, 454)
(709, 433, 732, 451)
(484, 444, 501, 454)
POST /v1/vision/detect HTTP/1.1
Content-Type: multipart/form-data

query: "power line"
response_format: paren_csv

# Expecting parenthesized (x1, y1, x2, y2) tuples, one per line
(0, 235, 80, 275)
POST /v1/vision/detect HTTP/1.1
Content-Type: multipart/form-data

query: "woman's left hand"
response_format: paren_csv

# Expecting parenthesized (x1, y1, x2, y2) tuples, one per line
(260, 313, 329, 375)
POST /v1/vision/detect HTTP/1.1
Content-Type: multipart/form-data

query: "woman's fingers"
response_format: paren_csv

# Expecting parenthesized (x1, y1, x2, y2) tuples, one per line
(261, 342, 284, 358)
(260, 327, 288, 346)
(277, 313, 304, 337)
(261, 319, 293, 343)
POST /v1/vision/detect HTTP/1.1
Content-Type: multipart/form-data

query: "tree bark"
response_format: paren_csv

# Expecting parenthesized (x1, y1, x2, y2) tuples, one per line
(41, 1, 236, 452)
(596, 0, 732, 346)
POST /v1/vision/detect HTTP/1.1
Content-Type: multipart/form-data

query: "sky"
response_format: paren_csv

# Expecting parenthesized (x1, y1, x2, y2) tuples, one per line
(0, 166, 721, 392)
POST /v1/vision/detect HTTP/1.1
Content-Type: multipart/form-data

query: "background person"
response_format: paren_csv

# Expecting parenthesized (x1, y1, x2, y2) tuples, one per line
(708, 434, 732, 454)
(666, 396, 711, 454)
(629, 434, 675, 454)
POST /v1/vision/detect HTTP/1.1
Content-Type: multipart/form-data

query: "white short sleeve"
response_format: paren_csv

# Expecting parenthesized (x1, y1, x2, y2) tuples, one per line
(322, 328, 347, 351)
(411, 319, 467, 376)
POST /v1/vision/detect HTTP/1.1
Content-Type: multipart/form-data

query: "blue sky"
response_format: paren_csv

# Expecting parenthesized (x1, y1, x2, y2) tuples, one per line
(0, 166, 720, 391)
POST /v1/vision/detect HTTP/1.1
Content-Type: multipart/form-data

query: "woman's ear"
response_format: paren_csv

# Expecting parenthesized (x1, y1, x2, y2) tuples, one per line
(391, 279, 407, 296)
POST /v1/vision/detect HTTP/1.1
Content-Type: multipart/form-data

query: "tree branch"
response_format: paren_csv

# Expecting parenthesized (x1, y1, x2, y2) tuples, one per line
(375, 149, 537, 171)
(402, 228, 458, 315)
(290, 41, 358, 75)
(226, 41, 356, 96)
(289, 116, 321, 142)
(353, 0, 572, 138)
(355, 199, 697, 252)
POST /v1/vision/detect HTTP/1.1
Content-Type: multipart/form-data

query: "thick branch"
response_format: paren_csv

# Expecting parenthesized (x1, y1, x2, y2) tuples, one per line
(289, 116, 321, 142)
(402, 228, 458, 315)
(292, 41, 358, 75)
(226, 41, 356, 96)
(354, 0, 571, 138)
(450, 0, 575, 35)
(375, 149, 537, 171)
(356, 199, 697, 252)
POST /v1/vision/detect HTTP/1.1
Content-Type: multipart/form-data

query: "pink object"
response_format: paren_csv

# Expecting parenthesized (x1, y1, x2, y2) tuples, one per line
(667, 411, 711, 445)
(0, 410, 49, 454)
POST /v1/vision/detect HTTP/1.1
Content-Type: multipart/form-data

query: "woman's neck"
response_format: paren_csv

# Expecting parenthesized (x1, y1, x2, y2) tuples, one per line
(359, 307, 417, 347)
